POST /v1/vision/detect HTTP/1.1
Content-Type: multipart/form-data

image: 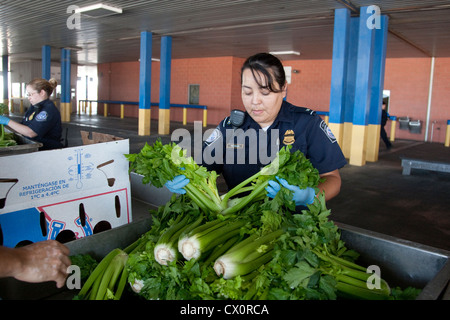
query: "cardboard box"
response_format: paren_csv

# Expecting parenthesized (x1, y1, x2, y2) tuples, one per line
(0, 139, 132, 248)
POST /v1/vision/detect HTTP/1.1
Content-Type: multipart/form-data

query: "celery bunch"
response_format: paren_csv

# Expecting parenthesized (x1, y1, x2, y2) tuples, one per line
(126, 139, 321, 215)
(77, 141, 420, 301)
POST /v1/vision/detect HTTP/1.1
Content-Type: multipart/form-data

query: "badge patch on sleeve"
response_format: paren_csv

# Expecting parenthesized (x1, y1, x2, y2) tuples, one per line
(205, 128, 221, 146)
(319, 120, 337, 143)
(35, 111, 48, 122)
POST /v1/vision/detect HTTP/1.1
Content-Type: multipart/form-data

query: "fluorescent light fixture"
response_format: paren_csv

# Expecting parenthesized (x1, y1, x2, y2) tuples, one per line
(75, 3, 122, 18)
(269, 51, 301, 56)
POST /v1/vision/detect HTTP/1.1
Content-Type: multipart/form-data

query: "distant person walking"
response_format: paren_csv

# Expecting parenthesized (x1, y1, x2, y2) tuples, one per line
(380, 101, 392, 150)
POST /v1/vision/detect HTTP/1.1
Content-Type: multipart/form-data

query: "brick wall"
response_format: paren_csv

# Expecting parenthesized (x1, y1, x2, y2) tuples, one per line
(97, 56, 450, 143)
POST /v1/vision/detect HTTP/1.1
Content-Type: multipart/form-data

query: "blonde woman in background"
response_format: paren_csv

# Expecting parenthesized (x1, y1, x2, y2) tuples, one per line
(0, 78, 63, 150)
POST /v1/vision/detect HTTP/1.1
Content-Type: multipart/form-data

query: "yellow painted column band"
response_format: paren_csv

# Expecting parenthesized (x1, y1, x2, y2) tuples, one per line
(203, 109, 207, 127)
(138, 108, 151, 136)
(104, 103, 108, 117)
(183, 108, 187, 125)
(159, 108, 171, 135)
(67, 102, 71, 122)
(60, 102, 71, 122)
(328, 122, 344, 148)
(60, 102, 66, 122)
(366, 124, 381, 162)
(445, 122, 450, 147)
(342, 122, 353, 159)
(390, 119, 396, 142)
(120, 104, 125, 119)
(349, 124, 367, 166)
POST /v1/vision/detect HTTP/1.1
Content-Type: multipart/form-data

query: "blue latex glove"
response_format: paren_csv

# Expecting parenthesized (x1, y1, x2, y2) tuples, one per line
(0, 115, 10, 125)
(266, 176, 315, 206)
(165, 175, 190, 194)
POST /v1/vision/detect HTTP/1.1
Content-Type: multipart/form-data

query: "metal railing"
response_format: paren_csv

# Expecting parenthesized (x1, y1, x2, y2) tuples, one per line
(78, 99, 208, 127)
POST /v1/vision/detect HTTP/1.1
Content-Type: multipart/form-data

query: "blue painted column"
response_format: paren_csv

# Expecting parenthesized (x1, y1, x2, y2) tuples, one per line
(138, 31, 152, 136)
(2, 55, 8, 109)
(159, 36, 172, 135)
(349, 6, 376, 166)
(341, 17, 360, 158)
(367, 15, 389, 161)
(329, 8, 351, 147)
(42, 45, 51, 80)
(61, 48, 71, 122)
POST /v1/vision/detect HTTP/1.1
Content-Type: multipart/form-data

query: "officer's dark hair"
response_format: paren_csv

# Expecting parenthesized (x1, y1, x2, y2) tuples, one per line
(241, 53, 286, 93)
(27, 78, 58, 98)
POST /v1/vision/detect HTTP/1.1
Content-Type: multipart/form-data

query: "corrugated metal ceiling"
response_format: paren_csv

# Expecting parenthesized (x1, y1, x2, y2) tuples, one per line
(0, 0, 449, 65)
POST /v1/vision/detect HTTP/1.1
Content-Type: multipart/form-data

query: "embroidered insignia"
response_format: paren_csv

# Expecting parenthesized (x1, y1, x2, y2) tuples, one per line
(35, 111, 48, 122)
(205, 128, 221, 146)
(283, 129, 295, 145)
(319, 120, 337, 143)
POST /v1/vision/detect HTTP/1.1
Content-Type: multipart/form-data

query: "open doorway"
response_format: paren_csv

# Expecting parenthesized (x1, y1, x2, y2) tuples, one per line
(77, 65, 98, 114)
(383, 90, 390, 112)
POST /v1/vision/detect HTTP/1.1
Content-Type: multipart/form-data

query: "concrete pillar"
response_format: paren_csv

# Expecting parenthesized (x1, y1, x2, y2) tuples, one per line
(349, 7, 376, 166)
(158, 36, 172, 135)
(138, 31, 152, 136)
(342, 17, 360, 159)
(367, 15, 389, 162)
(42, 45, 51, 80)
(61, 48, 71, 122)
(328, 8, 350, 148)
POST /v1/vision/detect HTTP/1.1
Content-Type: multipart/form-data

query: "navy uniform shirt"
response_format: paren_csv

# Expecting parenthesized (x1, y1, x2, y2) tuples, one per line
(21, 99, 63, 150)
(202, 100, 347, 190)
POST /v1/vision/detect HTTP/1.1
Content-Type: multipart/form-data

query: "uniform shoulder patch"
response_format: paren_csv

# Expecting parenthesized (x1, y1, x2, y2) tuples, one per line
(35, 111, 48, 121)
(319, 120, 336, 143)
(204, 127, 222, 146)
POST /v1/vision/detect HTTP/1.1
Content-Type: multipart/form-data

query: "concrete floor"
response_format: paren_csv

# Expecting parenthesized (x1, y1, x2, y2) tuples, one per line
(54, 113, 450, 252)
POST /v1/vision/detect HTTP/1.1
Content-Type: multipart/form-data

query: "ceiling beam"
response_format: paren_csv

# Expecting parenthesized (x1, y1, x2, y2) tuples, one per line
(387, 28, 432, 57)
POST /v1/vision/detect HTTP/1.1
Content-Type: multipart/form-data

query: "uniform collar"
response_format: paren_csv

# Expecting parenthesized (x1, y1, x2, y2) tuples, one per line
(33, 99, 49, 109)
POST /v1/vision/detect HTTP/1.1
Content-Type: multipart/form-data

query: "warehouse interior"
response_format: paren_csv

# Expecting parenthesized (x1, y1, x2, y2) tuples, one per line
(0, 0, 449, 301)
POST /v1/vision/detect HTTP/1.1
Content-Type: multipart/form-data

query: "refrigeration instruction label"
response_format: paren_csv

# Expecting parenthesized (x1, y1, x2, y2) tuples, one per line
(19, 180, 70, 200)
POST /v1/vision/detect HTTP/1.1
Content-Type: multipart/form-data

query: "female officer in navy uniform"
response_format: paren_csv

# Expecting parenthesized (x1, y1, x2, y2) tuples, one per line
(0, 78, 63, 150)
(166, 53, 347, 207)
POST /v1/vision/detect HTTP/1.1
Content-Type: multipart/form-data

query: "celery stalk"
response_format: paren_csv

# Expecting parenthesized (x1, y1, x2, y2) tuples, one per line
(154, 214, 191, 265)
(213, 229, 283, 279)
(78, 248, 122, 299)
(178, 219, 247, 261)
